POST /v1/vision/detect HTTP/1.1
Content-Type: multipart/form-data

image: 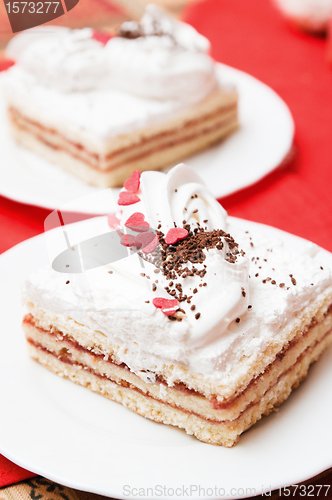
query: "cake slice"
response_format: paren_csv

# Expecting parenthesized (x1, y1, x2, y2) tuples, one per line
(22, 164, 332, 446)
(2, 6, 238, 188)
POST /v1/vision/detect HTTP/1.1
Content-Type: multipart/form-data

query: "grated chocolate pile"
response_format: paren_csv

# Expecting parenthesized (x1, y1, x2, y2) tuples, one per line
(139, 224, 245, 305)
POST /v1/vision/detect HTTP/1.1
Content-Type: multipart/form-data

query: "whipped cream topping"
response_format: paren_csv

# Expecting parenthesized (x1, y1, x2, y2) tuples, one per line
(6, 27, 109, 92)
(118, 164, 228, 234)
(110, 164, 250, 350)
(119, 4, 209, 52)
(4, 5, 216, 101)
(106, 5, 217, 100)
(23, 164, 332, 387)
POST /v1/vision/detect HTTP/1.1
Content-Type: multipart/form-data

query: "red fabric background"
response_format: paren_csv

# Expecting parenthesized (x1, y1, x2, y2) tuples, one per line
(182, 0, 332, 252)
(1, 0, 332, 487)
(0, 455, 36, 488)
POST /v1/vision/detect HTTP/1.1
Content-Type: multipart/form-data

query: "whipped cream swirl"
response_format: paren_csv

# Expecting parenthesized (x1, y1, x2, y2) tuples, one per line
(114, 164, 250, 350)
(118, 163, 227, 233)
(6, 27, 109, 92)
(106, 4, 217, 100)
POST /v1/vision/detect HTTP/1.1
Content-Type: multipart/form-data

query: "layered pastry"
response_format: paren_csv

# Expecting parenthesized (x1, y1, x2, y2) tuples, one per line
(2, 6, 238, 187)
(22, 164, 332, 446)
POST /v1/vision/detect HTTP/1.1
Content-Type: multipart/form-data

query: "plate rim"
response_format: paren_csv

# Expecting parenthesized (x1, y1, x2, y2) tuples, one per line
(0, 216, 331, 499)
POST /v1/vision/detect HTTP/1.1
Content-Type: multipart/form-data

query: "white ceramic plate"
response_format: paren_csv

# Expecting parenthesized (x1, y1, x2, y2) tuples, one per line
(0, 217, 331, 500)
(0, 64, 294, 214)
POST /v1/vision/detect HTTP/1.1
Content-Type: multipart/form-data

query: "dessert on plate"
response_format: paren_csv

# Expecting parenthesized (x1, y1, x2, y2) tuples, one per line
(22, 164, 332, 446)
(2, 6, 238, 187)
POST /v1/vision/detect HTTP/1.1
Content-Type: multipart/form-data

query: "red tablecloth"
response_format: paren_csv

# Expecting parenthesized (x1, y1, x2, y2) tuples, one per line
(182, 0, 332, 252)
(1, 0, 332, 488)
(0, 455, 36, 488)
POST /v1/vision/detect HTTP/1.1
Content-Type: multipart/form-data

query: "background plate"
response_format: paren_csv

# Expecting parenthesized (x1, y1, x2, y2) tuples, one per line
(0, 217, 331, 499)
(0, 64, 294, 214)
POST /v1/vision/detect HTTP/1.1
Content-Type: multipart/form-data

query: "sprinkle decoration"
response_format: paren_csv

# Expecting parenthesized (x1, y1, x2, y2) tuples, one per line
(0, 59, 15, 71)
(124, 170, 141, 193)
(107, 213, 120, 229)
(120, 233, 136, 247)
(118, 191, 140, 206)
(125, 212, 150, 232)
(92, 30, 113, 45)
(135, 232, 159, 254)
(153, 298, 179, 316)
(165, 228, 188, 245)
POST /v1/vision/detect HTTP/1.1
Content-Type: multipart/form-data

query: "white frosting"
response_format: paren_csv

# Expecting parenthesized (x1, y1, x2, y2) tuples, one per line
(4, 5, 216, 101)
(105, 5, 217, 100)
(120, 4, 209, 53)
(6, 27, 108, 93)
(23, 165, 332, 385)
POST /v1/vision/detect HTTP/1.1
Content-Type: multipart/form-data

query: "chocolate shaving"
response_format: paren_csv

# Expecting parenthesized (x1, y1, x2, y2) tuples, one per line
(117, 16, 178, 46)
(138, 225, 244, 304)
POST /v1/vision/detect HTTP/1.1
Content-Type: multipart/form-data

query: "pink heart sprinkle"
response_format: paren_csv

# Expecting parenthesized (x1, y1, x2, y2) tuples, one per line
(165, 228, 188, 245)
(0, 59, 15, 72)
(153, 298, 179, 316)
(135, 232, 159, 254)
(120, 233, 136, 247)
(107, 213, 120, 229)
(118, 191, 140, 206)
(92, 30, 113, 45)
(125, 212, 150, 232)
(124, 170, 141, 193)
